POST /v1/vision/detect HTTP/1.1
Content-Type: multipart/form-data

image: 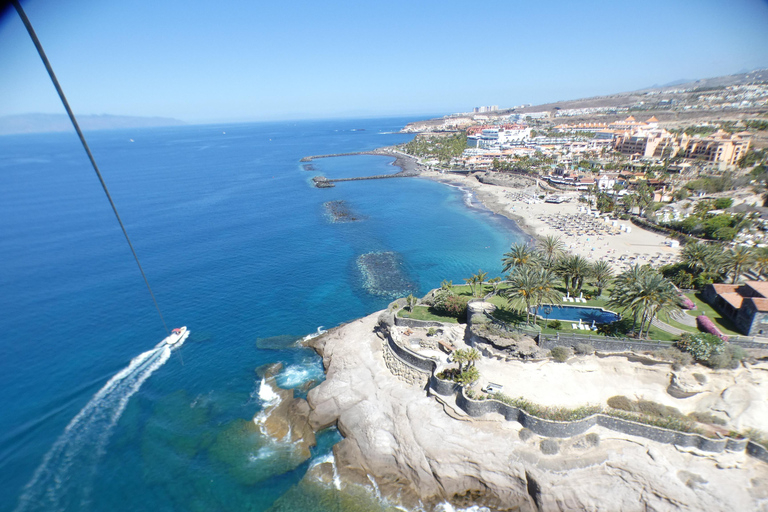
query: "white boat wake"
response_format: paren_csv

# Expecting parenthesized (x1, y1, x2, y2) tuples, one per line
(14, 334, 186, 512)
(302, 326, 326, 342)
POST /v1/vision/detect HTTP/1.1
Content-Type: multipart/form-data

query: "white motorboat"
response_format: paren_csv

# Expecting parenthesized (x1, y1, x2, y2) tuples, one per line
(163, 326, 188, 346)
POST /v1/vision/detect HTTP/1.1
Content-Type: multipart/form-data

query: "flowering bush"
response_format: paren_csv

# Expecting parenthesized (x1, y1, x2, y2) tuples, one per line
(677, 332, 725, 361)
(432, 290, 469, 320)
(679, 296, 696, 310)
(696, 315, 728, 342)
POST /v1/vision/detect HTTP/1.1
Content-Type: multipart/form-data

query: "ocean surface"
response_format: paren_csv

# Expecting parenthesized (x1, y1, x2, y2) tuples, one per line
(0, 117, 526, 511)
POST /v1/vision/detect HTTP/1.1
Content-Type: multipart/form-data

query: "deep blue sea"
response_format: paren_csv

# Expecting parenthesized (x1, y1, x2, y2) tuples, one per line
(0, 117, 525, 511)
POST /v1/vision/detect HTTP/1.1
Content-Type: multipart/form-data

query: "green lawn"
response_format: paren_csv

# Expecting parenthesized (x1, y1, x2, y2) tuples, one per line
(444, 284, 679, 342)
(397, 305, 458, 323)
(682, 292, 741, 336)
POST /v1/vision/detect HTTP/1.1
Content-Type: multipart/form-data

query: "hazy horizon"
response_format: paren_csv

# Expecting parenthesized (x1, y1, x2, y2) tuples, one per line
(2, 0, 767, 124)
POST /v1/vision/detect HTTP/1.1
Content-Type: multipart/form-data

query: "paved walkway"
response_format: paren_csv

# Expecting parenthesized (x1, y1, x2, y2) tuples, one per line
(651, 317, 687, 336)
(669, 309, 697, 327)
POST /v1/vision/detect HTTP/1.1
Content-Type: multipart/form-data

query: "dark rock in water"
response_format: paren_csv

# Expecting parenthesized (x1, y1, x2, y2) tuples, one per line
(357, 251, 418, 299)
(302, 163, 316, 171)
(256, 334, 302, 350)
(323, 200, 364, 223)
(255, 362, 284, 379)
(298, 379, 318, 394)
(312, 175, 334, 188)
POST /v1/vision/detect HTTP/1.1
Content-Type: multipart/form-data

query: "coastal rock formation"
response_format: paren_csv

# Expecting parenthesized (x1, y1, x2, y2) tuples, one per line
(305, 312, 768, 512)
(255, 365, 316, 460)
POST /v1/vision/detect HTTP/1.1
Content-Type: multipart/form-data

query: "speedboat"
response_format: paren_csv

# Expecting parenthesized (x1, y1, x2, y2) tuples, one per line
(163, 326, 188, 346)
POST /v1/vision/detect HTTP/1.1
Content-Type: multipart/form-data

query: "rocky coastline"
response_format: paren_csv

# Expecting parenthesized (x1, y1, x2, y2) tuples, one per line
(292, 312, 768, 512)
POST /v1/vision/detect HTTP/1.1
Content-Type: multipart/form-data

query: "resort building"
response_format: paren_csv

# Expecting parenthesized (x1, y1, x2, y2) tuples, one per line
(703, 281, 768, 336)
(613, 128, 678, 160)
(678, 131, 751, 169)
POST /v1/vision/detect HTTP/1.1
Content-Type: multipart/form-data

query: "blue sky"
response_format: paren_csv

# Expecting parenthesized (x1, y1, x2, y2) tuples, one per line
(1, 0, 767, 123)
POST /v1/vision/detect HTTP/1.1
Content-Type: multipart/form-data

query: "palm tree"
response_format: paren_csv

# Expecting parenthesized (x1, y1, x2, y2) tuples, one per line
(633, 273, 679, 338)
(608, 267, 678, 338)
(591, 260, 614, 297)
(556, 254, 592, 294)
(680, 242, 723, 275)
(464, 276, 477, 297)
(532, 269, 561, 321)
(754, 247, 768, 278)
(501, 243, 542, 273)
(503, 267, 560, 325)
(488, 276, 502, 296)
(723, 246, 755, 284)
(537, 235, 565, 270)
(406, 294, 417, 312)
(472, 269, 488, 297)
(450, 349, 468, 372)
(440, 279, 453, 292)
(608, 264, 652, 333)
(503, 267, 540, 325)
(464, 348, 481, 368)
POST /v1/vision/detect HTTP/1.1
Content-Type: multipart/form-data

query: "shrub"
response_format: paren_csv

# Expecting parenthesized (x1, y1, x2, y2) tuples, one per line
(654, 347, 694, 366)
(607, 395, 636, 412)
(432, 291, 469, 320)
(677, 332, 725, 361)
(427, 327, 436, 337)
(574, 343, 595, 355)
(673, 272, 695, 290)
(540, 439, 560, 455)
(605, 409, 698, 433)
(548, 320, 562, 329)
(456, 367, 480, 386)
(519, 428, 534, 441)
(585, 433, 600, 447)
(714, 198, 733, 209)
(679, 296, 696, 310)
(695, 316, 728, 342)
(688, 411, 727, 426)
(550, 346, 571, 362)
(707, 343, 747, 369)
(637, 400, 683, 419)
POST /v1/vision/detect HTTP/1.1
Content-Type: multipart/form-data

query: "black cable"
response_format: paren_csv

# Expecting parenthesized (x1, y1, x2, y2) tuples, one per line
(12, 0, 169, 335)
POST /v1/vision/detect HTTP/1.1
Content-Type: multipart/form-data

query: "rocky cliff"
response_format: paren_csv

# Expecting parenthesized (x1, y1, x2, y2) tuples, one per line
(304, 312, 768, 511)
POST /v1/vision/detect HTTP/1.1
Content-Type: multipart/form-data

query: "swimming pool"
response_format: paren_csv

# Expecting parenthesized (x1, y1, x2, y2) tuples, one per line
(532, 304, 621, 324)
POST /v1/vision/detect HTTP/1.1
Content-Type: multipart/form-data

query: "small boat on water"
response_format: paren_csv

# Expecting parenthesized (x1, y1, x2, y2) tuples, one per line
(163, 326, 188, 346)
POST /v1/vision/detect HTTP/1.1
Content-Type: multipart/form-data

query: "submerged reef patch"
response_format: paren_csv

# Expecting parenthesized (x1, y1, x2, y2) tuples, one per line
(357, 251, 417, 299)
(323, 200, 364, 223)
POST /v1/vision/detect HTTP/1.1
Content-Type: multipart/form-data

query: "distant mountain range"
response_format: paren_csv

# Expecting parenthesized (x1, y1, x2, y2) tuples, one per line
(0, 113, 186, 135)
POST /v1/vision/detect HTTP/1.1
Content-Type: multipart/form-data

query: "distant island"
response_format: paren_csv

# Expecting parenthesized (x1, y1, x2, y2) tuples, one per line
(0, 113, 186, 135)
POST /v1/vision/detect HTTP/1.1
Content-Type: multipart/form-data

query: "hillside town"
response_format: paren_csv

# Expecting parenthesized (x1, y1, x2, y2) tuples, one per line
(398, 72, 768, 260)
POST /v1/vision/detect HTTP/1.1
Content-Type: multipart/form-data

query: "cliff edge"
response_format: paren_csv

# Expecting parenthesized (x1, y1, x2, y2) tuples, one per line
(305, 312, 768, 511)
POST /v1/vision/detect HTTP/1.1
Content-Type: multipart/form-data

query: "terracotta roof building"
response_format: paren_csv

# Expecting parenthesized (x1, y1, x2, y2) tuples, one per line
(703, 281, 768, 336)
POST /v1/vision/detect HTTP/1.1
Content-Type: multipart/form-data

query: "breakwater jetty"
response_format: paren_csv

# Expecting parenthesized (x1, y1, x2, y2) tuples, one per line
(302, 148, 423, 188)
(312, 171, 417, 188)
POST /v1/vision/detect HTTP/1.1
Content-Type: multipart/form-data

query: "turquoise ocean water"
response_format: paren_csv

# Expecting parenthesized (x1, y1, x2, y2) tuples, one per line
(0, 118, 525, 511)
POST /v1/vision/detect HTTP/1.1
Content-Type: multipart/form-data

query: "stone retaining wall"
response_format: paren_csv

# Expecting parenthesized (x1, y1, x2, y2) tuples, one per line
(539, 334, 671, 353)
(381, 326, 435, 387)
(381, 316, 766, 464)
(382, 340, 430, 387)
(394, 316, 450, 329)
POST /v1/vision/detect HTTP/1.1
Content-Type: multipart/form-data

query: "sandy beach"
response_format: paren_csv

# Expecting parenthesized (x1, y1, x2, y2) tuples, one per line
(420, 170, 680, 271)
